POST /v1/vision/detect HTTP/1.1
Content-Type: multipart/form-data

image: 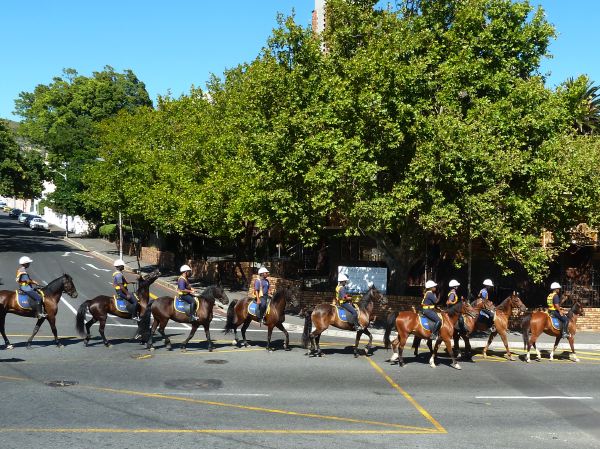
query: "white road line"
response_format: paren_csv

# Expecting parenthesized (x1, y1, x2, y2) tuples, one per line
(69, 260, 75, 264)
(86, 263, 111, 272)
(475, 396, 593, 400)
(61, 252, 71, 257)
(72, 252, 94, 259)
(93, 274, 100, 278)
(60, 296, 78, 315)
(159, 392, 270, 397)
(80, 266, 87, 271)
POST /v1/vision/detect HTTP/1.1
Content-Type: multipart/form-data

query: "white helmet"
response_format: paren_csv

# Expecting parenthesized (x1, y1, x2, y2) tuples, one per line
(19, 256, 33, 265)
(113, 259, 125, 267)
(180, 264, 192, 272)
(425, 280, 437, 289)
(338, 273, 349, 282)
(449, 279, 460, 288)
(258, 267, 269, 275)
(483, 279, 494, 287)
(550, 282, 561, 290)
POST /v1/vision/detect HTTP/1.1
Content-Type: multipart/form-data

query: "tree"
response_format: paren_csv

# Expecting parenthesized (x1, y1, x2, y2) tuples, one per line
(0, 120, 46, 199)
(561, 76, 600, 135)
(14, 66, 152, 218)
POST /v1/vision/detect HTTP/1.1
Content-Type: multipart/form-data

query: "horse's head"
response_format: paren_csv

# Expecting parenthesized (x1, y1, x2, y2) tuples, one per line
(205, 285, 229, 305)
(277, 286, 300, 309)
(510, 291, 527, 314)
(573, 300, 585, 317)
(138, 270, 161, 287)
(62, 273, 78, 298)
(370, 285, 388, 306)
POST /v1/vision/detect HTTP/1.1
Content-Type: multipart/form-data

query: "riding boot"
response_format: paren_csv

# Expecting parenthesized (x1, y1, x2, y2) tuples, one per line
(132, 303, 141, 322)
(189, 303, 198, 322)
(562, 322, 570, 339)
(36, 301, 47, 319)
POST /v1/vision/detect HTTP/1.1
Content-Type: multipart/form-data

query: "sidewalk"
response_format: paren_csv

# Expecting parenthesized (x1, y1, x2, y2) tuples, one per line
(55, 229, 600, 350)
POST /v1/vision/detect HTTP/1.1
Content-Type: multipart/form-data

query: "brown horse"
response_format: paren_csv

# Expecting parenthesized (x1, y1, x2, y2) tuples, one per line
(142, 285, 229, 352)
(302, 286, 388, 358)
(522, 300, 585, 363)
(75, 270, 160, 347)
(383, 300, 468, 369)
(223, 287, 299, 351)
(454, 291, 527, 360)
(0, 274, 78, 349)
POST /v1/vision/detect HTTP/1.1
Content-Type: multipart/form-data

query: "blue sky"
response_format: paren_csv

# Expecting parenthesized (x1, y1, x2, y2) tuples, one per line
(1, 1, 598, 121)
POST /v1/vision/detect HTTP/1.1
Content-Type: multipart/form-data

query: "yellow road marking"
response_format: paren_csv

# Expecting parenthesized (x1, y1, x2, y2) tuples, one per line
(150, 293, 157, 300)
(0, 428, 439, 434)
(366, 358, 446, 433)
(0, 375, 26, 381)
(80, 385, 433, 432)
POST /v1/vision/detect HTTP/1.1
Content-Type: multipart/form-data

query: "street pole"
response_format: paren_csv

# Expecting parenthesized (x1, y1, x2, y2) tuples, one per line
(119, 211, 123, 261)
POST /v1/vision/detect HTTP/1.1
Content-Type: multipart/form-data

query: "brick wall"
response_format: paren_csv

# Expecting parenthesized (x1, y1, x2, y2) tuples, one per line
(140, 246, 175, 270)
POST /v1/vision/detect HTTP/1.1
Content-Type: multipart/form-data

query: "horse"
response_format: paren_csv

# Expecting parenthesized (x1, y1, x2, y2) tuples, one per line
(521, 299, 585, 363)
(141, 285, 229, 352)
(223, 287, 300, 351)
(0, 274, 78, 349)
(75, 270, 160, 347)
(301, 286, 388, 358)
(384, 300, 470, 369)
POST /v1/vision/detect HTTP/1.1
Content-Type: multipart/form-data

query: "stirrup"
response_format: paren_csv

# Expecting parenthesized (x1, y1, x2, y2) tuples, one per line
(132, 315, 141, 322)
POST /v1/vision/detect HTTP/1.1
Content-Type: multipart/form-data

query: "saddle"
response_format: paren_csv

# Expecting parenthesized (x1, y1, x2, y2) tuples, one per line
(418, 312, 443, 332)
(333, 305, 357, 322)
(477, 309, 496, 326)
(174, 296, 200, 314)
(248, 301, 270, 318)
(546, 311, 563, 331)
(15, 290, 45, 310)
(113, 294, 138, 314)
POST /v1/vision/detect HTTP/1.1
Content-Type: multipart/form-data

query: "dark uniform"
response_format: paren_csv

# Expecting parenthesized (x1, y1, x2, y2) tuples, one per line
(447, 289, 465, 332)
(113, 270, 138, 318)
(548, 292, 569, 338)
(478, 288, 495, 328)
(254, 277, 270, 321)
(177, 275, 197, 321)
(336, 284, 359, 329)
(16, 266, 45, 317)
(422, 290, 441, 338)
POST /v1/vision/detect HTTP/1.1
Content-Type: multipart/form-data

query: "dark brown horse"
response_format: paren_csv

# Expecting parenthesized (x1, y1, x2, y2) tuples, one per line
(383, 300, 468, 369)
(142, 285, 229, 352)
(75, 270, 160, 347)
(0, 274, 78, 349)
(302, 286, 388, 358)
(522, 300, 585, 363)
(223, 287, 299, 351)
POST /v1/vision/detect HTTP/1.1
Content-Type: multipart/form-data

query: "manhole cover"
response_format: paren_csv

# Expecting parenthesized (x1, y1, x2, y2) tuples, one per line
(130, 353, 154, 360)
(45, 380, 78, 387)
(204, 359, 228, 365)
(164, 379, 223, 391)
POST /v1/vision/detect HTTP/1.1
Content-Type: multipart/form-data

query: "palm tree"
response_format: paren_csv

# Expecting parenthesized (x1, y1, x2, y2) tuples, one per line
(564, 76, 600, 135)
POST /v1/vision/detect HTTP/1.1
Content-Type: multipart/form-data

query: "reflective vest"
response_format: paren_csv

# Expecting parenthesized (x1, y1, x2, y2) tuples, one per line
(547, 293, 558, 311)
(335, 285, 351, 304)
(177, 275, 190, 296)
(447, 290, 458, 305)
(422, 291, 434, 309)
(16, 268, 29, 287)
(113, 271, 127, 291)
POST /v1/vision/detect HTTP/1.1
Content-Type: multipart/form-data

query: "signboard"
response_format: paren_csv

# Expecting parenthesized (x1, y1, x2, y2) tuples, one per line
(338, 266, 388, 294)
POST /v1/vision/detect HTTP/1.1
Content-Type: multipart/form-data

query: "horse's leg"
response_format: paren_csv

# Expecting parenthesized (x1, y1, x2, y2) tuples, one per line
(568, 334, 580, 362)
(158, 321, 172, 350)
(0, 312, 12, 349)
(84, 317, 97, 346)
(389, 337, 400, 363)
(146, 319, 159, 350)
(353, 329, 363, 358)
(549, 335, 561, 361)
(203, 323, 213, 352)
(181, 323, 199, 352)
(453, 332, 460, 359)
(412, 336, 421, 356)
(26, 317, 46, 349)
(98, 318, 111, 347)
(397, 333, 408, 367)
(483, 330, 497, 359)
(315, 333, 323, 356)
(47, 316, 62, 348)
(275, 322, 290, 351)
(498, 329, 514, 361)
(463, 335, 472, 359)
(363, 328, 373, 356)
(266, 325, 274, 352)
(526, 328, 541, 363)
(232, 328, 239, 346)
(240, 319, 251, 347)
(430, 337, 439, 368)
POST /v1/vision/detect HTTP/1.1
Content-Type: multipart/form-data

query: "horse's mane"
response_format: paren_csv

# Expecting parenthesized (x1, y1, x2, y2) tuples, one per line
(567, 301, 581, 319)
(199, 285, 223, 302)
(43, 274, 69, 295)
(271, 287, 290, 305)
(446, 300, 463, 317)
(496, 295, 512, 312)
(358, 287, 379, 311)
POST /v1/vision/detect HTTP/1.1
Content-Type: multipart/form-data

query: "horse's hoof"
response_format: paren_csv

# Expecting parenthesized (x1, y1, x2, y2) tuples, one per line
(181, 347, 187, 352)
(57, 344, 64, 349)
(84, 340, 89, 347)
(399, 362, 405, 368)
(390, 353, 399, 362)
(452, 363, 462, 370)
(26, 344, 32, 350)
(5, 344, 14, 350)
(208, 347, 214, 352)
(232, 340, 237, 346)
(148, 346, 155, 351)
(105, 344, 112, 348)
(507, 355, 515, 361)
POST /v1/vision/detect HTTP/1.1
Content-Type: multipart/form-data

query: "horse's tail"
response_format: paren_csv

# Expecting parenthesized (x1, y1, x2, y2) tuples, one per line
(301, 309, 313, 349)
(75, 300, 90, 337)
(139, 301, 154, 343)
(223, 300, 238, 334)
(383, 310, 398, 350)
(521, 314, 531, 350)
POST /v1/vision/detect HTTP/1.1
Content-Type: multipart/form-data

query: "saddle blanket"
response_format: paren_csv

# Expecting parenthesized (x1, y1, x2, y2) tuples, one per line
(419, 313, 443, 331)
(248, 301, 270, 317)
(16, 290, 45, 310)
(174, 296, 199, 314)
(334, 305, 356, 322)
(113, 295, 131, 313)
(549, 315, 562, 330)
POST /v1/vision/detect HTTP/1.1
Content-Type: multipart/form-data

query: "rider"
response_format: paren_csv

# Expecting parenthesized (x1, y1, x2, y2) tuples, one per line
(446, 279, 465, 332)
(254, 267, 270, 324)
(112, 259, 140, 321)
(177, 265, 198, 322)
(16, 256, 46, 318)
(422, 280, 442, 341)
(548, 282, 569, 338)
(335, 273, 362, 331)
(478, 279, 496, 332)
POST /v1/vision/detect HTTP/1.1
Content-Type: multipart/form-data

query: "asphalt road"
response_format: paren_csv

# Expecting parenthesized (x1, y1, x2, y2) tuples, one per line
(1, 213, 599, 449)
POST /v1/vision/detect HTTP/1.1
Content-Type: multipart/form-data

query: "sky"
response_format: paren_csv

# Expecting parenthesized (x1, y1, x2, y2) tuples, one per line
(1, 0, 599, 121)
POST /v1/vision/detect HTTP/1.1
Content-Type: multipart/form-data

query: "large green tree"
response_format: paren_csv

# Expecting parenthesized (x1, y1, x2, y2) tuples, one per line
(14, 66, 152, 217)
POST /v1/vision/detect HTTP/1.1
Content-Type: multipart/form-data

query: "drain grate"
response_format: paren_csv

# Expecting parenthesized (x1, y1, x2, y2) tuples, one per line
(45, 380, 78, 387)
(164, 379, 223, 391)
(204, 359, 228, 365)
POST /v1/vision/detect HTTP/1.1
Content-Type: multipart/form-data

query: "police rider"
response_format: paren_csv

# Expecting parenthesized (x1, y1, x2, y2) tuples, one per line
(422, 280, 442, 341)
(16, 256, 46, 319)
(254, 267, 270, 324)
(177, 265, 198, 322)
(479, 279, 496, 332)
(446, 279, 465, 332)
(336, 273, 362, 331)
(112, 259, 140, 321)
(548, 282, 569, 339)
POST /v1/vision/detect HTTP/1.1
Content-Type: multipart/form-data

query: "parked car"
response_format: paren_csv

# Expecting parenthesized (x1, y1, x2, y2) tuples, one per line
(18, 213, 33, 223)
(23, 215, 41, 227)
(9, 208, 23, 218)
(30, 217, 50, 231)
(2, 205, 12, 212)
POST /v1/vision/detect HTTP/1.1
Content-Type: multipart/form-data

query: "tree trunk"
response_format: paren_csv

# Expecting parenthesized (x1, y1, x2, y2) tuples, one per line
(372, 233, 421, 295)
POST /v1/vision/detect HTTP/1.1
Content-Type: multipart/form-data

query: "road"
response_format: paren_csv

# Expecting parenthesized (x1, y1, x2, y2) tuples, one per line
(1, 213, 599, 449)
